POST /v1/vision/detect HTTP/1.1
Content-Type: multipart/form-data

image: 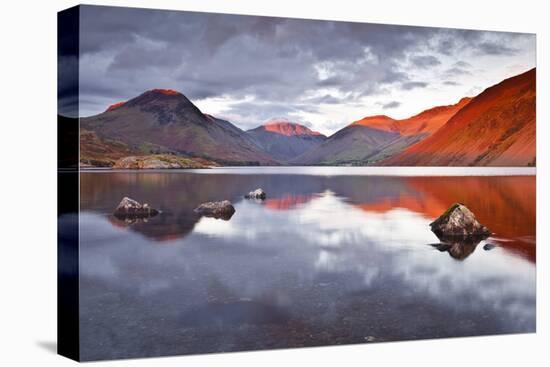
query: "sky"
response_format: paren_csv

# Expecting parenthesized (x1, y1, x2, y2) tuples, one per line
(72, 5, 536, 136)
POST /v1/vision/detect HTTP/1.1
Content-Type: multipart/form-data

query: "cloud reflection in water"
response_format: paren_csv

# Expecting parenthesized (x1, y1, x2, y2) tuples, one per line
(76, 171, 536, 360)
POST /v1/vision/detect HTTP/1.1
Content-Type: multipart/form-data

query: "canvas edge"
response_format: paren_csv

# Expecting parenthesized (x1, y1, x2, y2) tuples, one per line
(57, 4, 81, 362)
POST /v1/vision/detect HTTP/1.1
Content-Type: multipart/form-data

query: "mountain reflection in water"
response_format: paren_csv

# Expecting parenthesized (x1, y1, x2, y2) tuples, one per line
(76, 169, 535, 360)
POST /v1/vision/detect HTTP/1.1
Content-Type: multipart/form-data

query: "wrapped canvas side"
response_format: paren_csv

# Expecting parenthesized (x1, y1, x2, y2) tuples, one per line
(57, 5, 80, 362)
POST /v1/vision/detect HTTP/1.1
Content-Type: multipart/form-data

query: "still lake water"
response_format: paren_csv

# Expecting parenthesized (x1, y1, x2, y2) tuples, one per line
(76, 167, 536, 360)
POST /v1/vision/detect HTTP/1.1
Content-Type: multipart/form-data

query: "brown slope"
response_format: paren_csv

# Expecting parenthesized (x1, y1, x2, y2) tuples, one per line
(352, 115, 398, 131)
(293, 98, 470, 165)
(353, 97, 471, 136)
(79, 129, 134, 167)
(384, 68, 536, 166)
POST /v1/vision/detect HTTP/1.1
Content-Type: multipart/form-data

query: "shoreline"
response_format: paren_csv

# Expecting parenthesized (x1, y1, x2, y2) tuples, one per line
(79, 166, 536, 176)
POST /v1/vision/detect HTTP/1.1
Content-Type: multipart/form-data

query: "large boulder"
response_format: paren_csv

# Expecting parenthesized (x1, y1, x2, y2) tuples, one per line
(430, 203, 491, 237)
(194, 200, 235, 220)
(113, 197, 159, 219)
(244, 188, 266, 200)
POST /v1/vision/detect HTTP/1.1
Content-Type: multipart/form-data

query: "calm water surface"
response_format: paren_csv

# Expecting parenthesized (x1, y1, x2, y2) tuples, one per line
(73, 168, 536, 360)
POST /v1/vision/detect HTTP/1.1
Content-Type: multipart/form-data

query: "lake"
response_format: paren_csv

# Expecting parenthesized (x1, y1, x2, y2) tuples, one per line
(74, 167, 536, 360)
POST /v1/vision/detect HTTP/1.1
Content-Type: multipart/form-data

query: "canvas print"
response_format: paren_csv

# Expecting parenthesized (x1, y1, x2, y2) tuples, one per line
(58, 5, 536, 362)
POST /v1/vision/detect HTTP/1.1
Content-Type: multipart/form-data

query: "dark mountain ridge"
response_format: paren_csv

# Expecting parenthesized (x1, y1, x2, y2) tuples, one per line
(81, 89, 277, 165)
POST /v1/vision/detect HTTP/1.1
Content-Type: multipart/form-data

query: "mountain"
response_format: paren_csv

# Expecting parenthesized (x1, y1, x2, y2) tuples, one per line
(384, 68, 536, 166)
(81, 89, 276, 165)
(353, 97, 472, 135)
(291, 125, 400, 165)
(292, 98, 470, 165)
(247, 119, 326, 162)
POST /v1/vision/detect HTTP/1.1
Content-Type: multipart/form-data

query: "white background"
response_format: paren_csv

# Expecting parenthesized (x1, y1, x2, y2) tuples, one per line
(0, 0, 547, 365)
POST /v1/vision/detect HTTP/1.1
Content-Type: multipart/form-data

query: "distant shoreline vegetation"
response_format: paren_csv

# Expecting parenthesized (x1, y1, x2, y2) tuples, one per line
(78, 166, 537, 178)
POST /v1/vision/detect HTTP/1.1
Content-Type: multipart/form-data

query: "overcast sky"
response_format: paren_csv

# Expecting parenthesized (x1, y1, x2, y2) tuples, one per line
(75, 5, 535, 135)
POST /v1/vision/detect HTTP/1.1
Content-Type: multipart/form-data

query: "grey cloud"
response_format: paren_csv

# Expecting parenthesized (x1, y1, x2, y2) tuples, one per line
(381, 101, 401, 109)
(219, 101, 321, 130)
(306, 94, 345, 105)
(77, 5, 441, 116)
(445, 67, 472, 77)
(401, 81, 428, 90)
(475, 41, 518, 56)
(436, 38, 456, 55)
(380, 69, 409, 84)
(410, 55, 441, 69)
(316, 76, 345, 88)
(443, 80, 461, 86)
(453, 61, 472, 68)
(433, 29, 530, 58)
(74, 4, 534, 126)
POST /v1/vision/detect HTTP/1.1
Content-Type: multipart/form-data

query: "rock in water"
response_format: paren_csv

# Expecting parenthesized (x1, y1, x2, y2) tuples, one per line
(483, 243, 497, 251)
(430, 203, 491, 237)
(194, 200, 235, 220)
(113, 197, 159, 219)
(244, 188, 266, 200)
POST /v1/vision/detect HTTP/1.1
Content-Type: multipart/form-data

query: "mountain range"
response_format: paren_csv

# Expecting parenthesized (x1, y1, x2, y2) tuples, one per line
(292, 97, 471, 165)
(79, 68, 536, 167)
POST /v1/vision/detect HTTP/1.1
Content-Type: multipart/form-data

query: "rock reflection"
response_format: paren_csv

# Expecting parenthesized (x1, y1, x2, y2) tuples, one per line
(429, 234, 489, 261)
(80, 171, 536, 263)
(77, 171, 536, 360)
(483, 243, 497, 251)
(430, 242, 478, 260)
(110, 214, 157, 226)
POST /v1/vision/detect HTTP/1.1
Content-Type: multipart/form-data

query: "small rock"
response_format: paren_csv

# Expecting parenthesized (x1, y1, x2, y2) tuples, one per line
(194, 200, 235, 220)
(244, 188, 266, 200)
(483, 243, 497, 251)
(113, 197, 159, 219)
(430, 203, 491, 237)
